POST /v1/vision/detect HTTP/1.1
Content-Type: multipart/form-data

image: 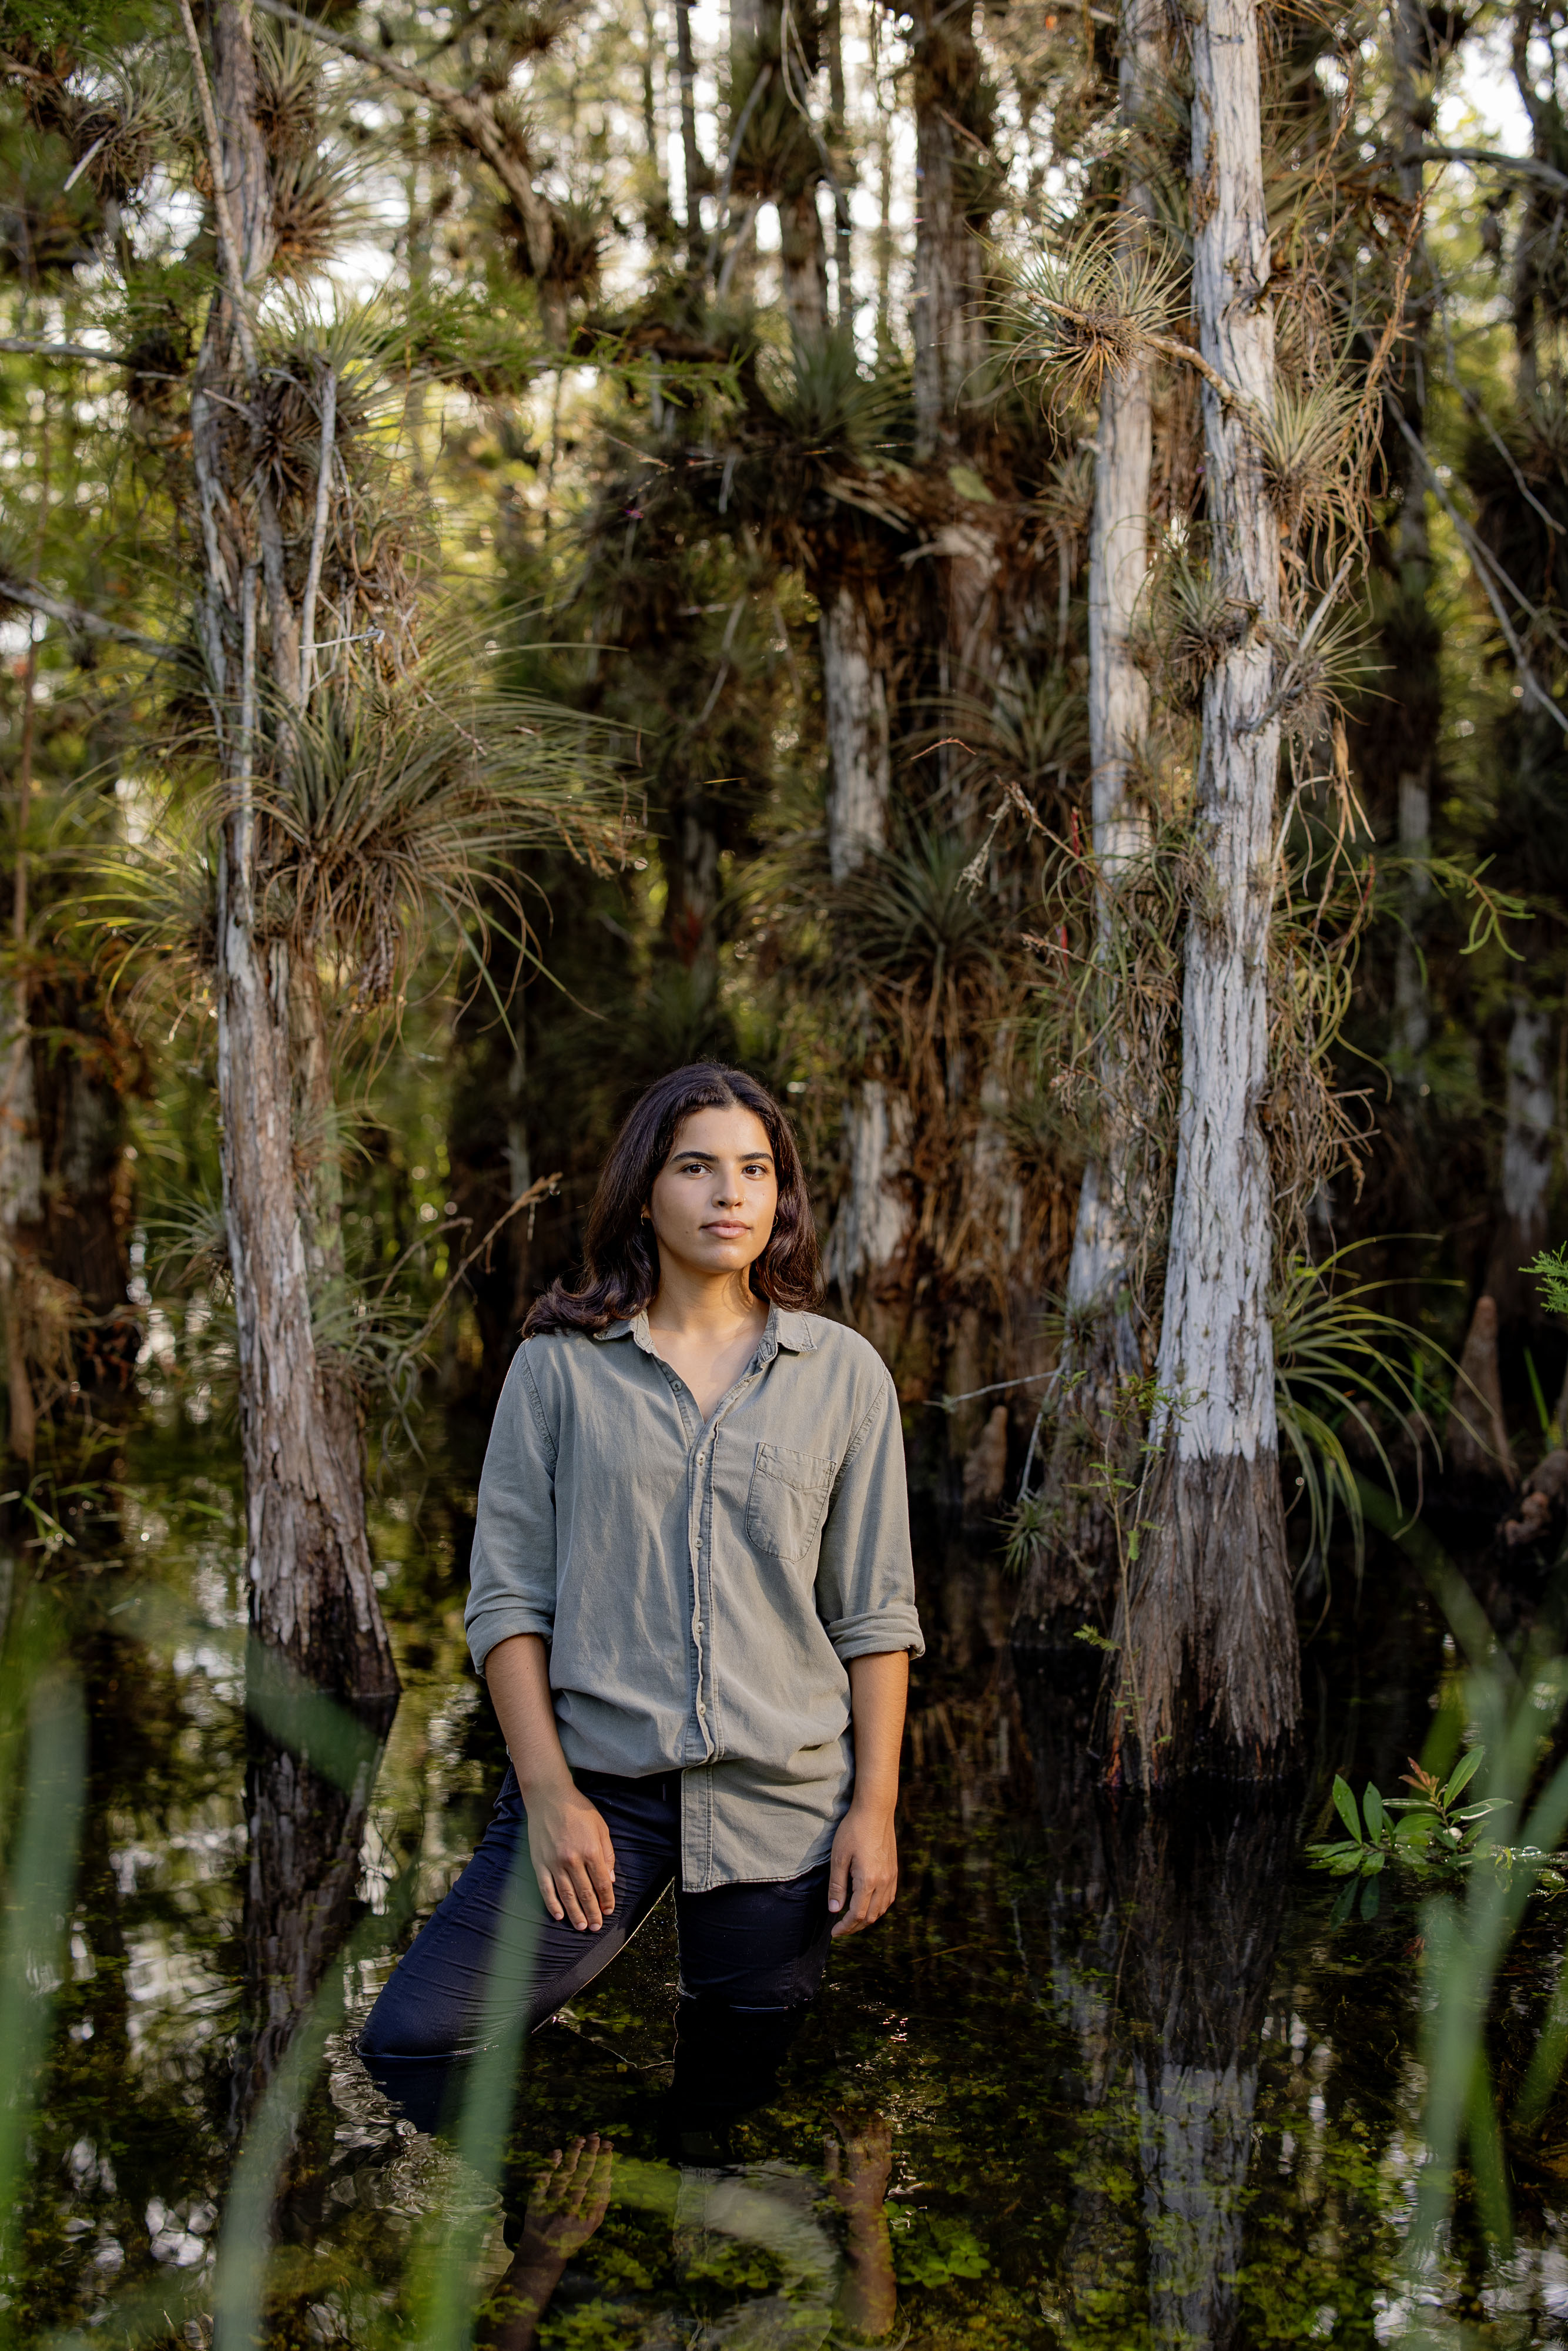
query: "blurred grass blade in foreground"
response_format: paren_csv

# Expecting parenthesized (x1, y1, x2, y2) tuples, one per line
(0, 1662, 87, 2270)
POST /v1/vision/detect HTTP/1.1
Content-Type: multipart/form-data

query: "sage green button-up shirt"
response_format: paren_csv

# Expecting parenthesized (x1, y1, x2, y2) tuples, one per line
(464, 1305, 923, 1891)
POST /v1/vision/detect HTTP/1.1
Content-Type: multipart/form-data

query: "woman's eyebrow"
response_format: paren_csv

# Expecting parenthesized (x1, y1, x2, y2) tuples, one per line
(669, 1148, 775, 1165)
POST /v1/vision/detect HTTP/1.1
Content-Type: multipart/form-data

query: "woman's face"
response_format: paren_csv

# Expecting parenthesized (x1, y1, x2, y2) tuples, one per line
(646, 1105, 779, 1288)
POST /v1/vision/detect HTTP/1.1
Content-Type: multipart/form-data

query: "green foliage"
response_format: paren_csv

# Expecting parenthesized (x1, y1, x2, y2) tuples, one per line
(1306, 1749, 1505, 1884)
(1525, 1243, 1568, 1319)
(1271, 1245, 1445, 1592)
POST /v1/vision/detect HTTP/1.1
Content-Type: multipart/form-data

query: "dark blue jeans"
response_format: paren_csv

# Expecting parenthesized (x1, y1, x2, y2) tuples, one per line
(359, 1767, 832, 2129)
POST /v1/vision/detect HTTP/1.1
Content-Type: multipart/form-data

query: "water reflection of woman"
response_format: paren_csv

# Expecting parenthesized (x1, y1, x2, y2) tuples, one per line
(360, 1063, 923, 2124)
(476, 2121, 899, 2351)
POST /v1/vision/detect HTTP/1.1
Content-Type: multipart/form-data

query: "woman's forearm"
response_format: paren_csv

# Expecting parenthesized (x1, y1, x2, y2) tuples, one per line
(845, 1650, 909, 1815)
(484, 1634, 573, 1797)
(484, 1634, 617, 1929)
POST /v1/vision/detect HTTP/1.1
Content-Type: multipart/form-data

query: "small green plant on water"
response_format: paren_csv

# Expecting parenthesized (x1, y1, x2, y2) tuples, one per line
(1306, 1747, 1514, 1887)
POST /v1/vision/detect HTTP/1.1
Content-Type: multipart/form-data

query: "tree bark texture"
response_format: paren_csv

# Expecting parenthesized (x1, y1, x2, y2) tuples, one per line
(1445, 1291, 1516, 1483)
(909, 0, 989, 462)
(1482, 996, 1554, 1322)
(779, 187, 829, 347)
(0, 975, 42, 1460)
(1014, 0, 1157, 1646)
(820, 581, 890, 882)
(1388, 0, 1440, 1083)
(1104, 0, 1299, 1784)
(824, 1079, 913, 1297)
(197, 0, 396, 1703)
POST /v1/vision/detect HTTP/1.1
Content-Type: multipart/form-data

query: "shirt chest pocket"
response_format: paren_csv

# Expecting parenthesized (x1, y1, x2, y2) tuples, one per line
(745, 1442, 837, 1562)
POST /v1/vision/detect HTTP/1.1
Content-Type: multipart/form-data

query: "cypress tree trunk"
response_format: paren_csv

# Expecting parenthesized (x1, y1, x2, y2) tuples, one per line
(820, 580, 890, 882)
(1482, 994, 1554, 1323)
(1388, 0, 1439, 1081)
(909, 0, 987, 463)
(1014, 0, 1157, 1645)
(779, 187, 829, 346)
(1102, 0, 1298, 1784)
(193, 0, 396, 1703)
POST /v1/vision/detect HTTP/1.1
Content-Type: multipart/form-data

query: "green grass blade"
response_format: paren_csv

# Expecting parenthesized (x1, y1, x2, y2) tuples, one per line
(0, 1669, 87, 2274)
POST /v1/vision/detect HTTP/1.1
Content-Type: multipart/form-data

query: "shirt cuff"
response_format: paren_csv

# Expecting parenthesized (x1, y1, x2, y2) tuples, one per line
(824, 1606, 925, 1665)
(465, 1602, 555, 1679)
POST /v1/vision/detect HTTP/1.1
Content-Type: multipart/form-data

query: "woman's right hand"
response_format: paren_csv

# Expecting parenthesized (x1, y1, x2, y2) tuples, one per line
(523, 1776, 617, 1931)
(485, 1637, 618, 1933)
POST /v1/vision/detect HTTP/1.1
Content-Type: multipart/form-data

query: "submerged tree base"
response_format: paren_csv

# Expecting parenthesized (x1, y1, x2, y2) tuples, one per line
(1011, 1287, 1147, 1649)
(1103, 1448, 1302, 1789)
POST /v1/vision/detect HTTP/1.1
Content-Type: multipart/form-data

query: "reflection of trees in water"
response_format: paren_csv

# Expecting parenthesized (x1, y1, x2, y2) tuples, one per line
(1017, 1663, 1294, 2350)
(229, 1688, 393, 2134)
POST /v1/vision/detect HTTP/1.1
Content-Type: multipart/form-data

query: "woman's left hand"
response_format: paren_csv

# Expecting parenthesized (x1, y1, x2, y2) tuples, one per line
(827, 1801, 899, 1937)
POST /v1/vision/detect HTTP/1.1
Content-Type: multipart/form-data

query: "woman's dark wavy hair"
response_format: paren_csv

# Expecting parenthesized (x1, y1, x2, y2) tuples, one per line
(524, 1063, 821, 1337)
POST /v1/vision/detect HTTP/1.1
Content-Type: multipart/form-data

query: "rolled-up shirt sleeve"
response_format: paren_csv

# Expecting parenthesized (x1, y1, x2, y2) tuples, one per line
(814, 1371, 924, 1663)
(464, 1345, 558, 1676)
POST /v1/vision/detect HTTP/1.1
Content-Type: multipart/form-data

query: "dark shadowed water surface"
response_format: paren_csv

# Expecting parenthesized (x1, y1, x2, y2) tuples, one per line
(13, 1407, 1568, 2351)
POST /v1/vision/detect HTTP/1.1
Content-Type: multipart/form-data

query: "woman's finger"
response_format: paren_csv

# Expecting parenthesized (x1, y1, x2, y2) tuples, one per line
(563, 1857, 604, 1931)
(832, 1864, 872, 1936)
(537, 1868, 567, 1924)
(555, 1866, 591, 1931)
(586, 1843, 617, 1914)
(827, 1843, 852, 1917)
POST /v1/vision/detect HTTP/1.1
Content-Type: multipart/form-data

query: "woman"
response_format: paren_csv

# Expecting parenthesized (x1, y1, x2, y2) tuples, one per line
(360, 1062, 923, 2125)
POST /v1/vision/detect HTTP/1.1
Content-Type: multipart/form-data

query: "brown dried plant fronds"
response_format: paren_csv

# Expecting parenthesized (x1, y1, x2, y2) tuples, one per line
(1000, 224, 1186, 412)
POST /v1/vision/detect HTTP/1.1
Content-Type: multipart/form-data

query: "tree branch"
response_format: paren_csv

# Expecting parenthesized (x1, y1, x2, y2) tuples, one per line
(1386, 406, 1567, 735)
(0, 576, 167, 655)
(1412, 144, 1568, 193)
(250, 0, 555, 279)
(176, 0, 260, 387)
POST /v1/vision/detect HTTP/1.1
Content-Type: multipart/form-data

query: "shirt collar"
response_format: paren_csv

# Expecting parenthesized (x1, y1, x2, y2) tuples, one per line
(592, 1304, 816, 1356)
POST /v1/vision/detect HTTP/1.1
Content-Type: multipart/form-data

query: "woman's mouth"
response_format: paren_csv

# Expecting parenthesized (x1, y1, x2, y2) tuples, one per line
(705, 1221, 747, 1237)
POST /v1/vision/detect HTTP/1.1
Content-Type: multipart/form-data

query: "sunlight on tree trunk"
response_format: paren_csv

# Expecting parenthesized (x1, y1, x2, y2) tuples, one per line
(194, 0, 396, 1703)
(821, 582, 890, 882)
(1014, 0, 1158, 1645)
(1105, 0, 1299, 1784)
(910, 0, 986, 463)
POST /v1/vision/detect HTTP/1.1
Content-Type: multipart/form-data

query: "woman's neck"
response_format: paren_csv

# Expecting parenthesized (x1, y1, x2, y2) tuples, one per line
(646, 1264, 765, 1339)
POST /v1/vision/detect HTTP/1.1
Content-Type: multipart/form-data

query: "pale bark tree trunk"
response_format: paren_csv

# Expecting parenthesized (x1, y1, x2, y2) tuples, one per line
(1014, 0, 1157, 1646)
(820, 582, 908, 1309)
(1389, 0, 1438, 1081)
(1482, 994, 1554, 1325)
(824, 1079, 913, 1298)
(675, 0, 705, 264)
(820, 581, 891, 881)
(779, 186, 829, 345)
(1103, 0, 1299, 1784)
(823, 0, 854, 324)
(1, 407, 48, 1462)
(0, 979, 42, 1465)
(1510, 0, 1548, 403)
(909, 0, 987, 463)
(192, 0, 396, 1702)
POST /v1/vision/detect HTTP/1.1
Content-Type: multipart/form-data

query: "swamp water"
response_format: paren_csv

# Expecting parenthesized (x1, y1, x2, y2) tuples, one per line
(11, 1409, 1568, 2351)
